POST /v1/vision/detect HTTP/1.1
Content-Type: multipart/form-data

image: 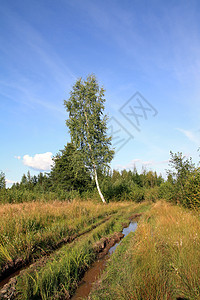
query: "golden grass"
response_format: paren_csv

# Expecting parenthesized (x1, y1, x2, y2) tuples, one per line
(14, 201, 147, 299)
(0, 200, 137, 272)
(90, 201, 200, 299)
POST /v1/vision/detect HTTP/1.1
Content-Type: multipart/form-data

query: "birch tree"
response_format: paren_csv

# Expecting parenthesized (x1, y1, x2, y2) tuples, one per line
(64, 74, 114, 203)
(0, 171, 6, 189)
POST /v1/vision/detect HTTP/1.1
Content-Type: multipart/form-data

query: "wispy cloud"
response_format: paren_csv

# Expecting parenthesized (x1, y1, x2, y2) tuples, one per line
(1, 5, 76, 84)
(116, 158, 169, 170)
(77, 1, 200, 93)
(0, 79, 66, 115)
(0, 6, 76, 114)
(177, 128, 200, 145)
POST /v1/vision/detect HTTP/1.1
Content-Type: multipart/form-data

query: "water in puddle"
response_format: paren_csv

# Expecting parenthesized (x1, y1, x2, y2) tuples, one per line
(71, 222, 137, 300)
(109, 222, 137, 254)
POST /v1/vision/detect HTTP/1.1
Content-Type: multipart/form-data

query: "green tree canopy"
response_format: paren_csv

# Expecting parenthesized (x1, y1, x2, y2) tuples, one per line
(0, 171, 6, 189)
(167, 151, 196, 204)
(50, 143, 91, 192)
(64, 74, 114, 202)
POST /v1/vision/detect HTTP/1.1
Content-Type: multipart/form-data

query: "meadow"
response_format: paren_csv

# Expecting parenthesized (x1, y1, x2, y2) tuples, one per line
(0, 200, 139, 274)
(0, 200, 200, 299)
(0, 200, 148, 299)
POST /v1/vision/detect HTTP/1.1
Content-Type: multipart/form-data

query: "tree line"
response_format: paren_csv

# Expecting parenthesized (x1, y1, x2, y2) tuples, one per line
(1, 149, 200, 209)
(0, 75, 200, 208)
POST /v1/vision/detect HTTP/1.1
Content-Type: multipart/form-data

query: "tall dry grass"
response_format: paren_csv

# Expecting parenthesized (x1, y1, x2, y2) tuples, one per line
(0, 200, 136, 272)
(90, 201, 200, 299)
(14, 201, 147, 299)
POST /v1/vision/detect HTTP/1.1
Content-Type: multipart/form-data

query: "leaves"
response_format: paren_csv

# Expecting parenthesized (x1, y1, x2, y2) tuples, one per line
(50, 143, 91, 192)
(0, 171, 6, 189)
(64, 74, 114, 174)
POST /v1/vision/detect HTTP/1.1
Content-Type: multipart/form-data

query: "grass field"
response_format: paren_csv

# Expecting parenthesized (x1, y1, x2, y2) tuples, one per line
(0, 200, 149, 299)
(1, 200, 200, 299)
(0, 200, 143, 274)
(90, 201, 200, 300)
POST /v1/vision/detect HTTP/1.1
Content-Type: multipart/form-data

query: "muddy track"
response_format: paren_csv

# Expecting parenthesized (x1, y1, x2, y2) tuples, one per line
(0, 211, 143, 299)
(0, 230, 126, 300)
(0, 214, 114, 287)
(71, 214, 142, 299)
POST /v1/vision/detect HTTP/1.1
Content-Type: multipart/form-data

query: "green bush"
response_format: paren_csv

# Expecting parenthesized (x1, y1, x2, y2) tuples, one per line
(129, 185, 145, 202)
(158, 182, 176, 203)
(144, 187, 159, 202)
(184, 169, 200, 209)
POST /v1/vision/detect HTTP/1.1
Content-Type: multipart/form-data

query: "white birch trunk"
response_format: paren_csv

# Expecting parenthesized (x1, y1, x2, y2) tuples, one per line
(84, 109, 106, 203)
(94, 168, 106, 203)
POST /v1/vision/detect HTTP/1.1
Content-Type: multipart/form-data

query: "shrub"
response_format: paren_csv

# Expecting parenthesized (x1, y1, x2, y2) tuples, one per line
(184, 169, 200, 209)
(158, 182, 176, 203)
(144, 187, 159, 202)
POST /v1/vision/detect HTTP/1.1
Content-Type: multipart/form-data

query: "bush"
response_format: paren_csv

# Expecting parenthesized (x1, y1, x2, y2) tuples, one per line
(144, 187, 159, 202)
(184, 169, 200, 209)
(100, 178, 130, 201)
(129, 185, 145, 202)
(158, 182, 176, 203)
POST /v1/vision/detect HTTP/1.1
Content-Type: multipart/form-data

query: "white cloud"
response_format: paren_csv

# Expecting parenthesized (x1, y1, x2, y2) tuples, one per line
(177, 128, 200, 144)
(23, 152, 53, 171)
(6, 179, 17, 184)
(6, 179, 18, 188)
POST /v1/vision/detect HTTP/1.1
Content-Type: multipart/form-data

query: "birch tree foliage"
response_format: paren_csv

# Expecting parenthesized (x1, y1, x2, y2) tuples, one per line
(64, 74, 114, 202)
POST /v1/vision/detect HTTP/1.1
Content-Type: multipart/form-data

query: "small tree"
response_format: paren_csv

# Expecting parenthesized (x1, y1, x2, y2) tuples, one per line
(167, 151, 195, 204)
(50, 143, 91, 192)
(64, 74, 114, 203)
(0, 171, 6, 189)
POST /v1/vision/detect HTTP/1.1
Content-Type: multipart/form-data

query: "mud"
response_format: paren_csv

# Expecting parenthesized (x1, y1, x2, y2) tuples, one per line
(0, 255, 51, 300)
(71, 232, 125, 300)
(93, 232, 124, 258)
(0, 214, 141, 299)
(0, 278, 17, 300)
(0, 258, 26, 284)
(72, 221, 138, 300)
(128, 213, 142, 221)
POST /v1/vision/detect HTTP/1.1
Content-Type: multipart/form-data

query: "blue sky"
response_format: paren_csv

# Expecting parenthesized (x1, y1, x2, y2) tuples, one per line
(1, 0, 200, 186)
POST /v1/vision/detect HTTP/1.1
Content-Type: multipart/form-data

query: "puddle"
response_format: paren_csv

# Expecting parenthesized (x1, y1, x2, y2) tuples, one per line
(109, 222, 137, 254)
(71, 221, 137, 300)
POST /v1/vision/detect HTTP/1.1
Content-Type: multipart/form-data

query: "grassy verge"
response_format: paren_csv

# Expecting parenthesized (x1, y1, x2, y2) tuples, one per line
(12, 202, 148, 299)
(90, 201, 200, 300)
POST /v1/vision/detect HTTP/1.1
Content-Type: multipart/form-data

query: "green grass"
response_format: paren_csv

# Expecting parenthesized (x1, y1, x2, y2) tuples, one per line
(16, 240, 94, 299)
(90, 201, 200, 300)
(14, 202, 147, 299)
(0, 200, 138, 274)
